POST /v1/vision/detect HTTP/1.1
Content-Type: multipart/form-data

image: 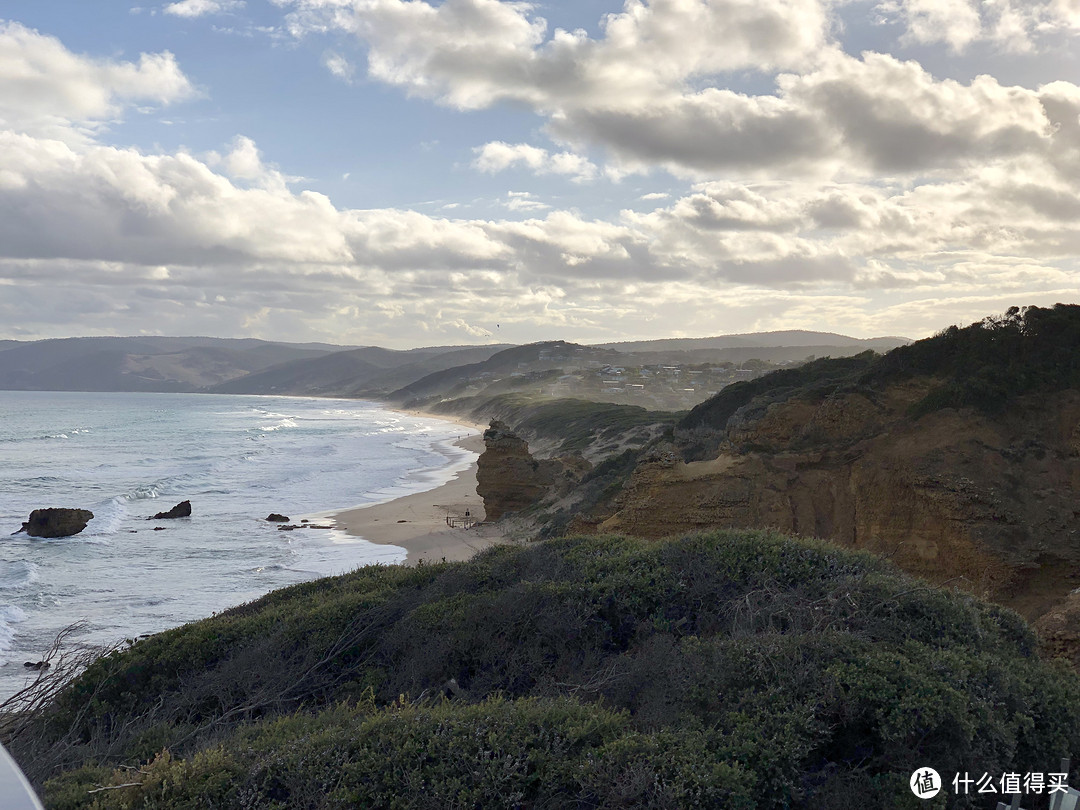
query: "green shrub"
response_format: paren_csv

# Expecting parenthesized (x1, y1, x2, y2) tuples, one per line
(20, 530, 1080, 808)
(678, 304, 1080, 441)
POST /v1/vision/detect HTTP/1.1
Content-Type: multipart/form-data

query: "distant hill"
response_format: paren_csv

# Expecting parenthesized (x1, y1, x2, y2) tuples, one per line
(390, 340, 615, 402)
(210, 344, 514, 397)
(0, 336, 349, 392)
(598, 330, 909, 353)
(388, 335, 914, 412)
(0, 330, 911, 398)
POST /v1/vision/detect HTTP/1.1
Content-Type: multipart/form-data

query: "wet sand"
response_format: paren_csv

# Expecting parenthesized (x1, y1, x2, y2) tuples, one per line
(332, 412, 510, 565)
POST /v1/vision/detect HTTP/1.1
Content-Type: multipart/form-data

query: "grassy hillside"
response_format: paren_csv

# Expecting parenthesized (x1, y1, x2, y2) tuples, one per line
(17, 530, 1080, 808)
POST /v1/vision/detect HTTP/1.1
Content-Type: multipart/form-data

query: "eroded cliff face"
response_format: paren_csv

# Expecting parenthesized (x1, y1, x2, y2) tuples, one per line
(599, 384, 1080, 622)
(476, 420, 590, 521)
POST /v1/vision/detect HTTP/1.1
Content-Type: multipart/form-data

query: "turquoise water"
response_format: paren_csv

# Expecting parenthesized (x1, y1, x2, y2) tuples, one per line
(0, 391, 476, 698)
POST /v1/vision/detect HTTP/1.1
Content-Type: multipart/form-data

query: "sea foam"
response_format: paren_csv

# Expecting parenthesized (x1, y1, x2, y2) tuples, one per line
(0, 391, 471, 698)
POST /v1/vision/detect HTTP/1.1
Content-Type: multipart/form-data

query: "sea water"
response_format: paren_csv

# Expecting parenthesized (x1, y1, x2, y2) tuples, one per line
(0, 391, 477, 699)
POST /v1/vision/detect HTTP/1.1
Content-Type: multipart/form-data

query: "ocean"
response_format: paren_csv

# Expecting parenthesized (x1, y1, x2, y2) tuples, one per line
(0, 391, 477, 699)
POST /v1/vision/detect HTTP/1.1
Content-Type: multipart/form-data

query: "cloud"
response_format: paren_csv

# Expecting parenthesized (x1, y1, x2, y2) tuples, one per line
(2, 121, 1078, 343)
(275, 1, 1080, 182)
(323, 51, 355, 81)
(208, 135, 300, 192)
(280, 0, 831, 110)
(0, 21, 194, 142)
(164, 0, 245, 17)
(2, 12, 1079, 346)
(879, 0, 1080, 53)
(779, 51, 1052, 173)
(472, 141, 597, 182)
(502, 191, 550, 212)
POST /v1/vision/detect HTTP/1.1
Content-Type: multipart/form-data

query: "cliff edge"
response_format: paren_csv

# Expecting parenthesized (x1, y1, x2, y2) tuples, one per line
(476, 305, 1080, 662)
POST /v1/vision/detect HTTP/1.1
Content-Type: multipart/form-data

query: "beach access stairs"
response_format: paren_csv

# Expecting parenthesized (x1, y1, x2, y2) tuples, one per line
(445, 514, 479, 529)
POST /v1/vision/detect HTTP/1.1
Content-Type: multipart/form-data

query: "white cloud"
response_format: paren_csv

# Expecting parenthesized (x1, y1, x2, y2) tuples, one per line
(323, 51, 355, 81)
(473, 141, 597, 182)
(211, 135, 300, 192)
(275, 2, 1080, 182)
(890, 0, 982, 52)
(2, 119, 1078, 343)
(879, 0, 1080, 53)
(2, 12, 1080, 346)
(164, 0, 245, 17)
(280, 0, 831, 110)
(503, 190, 551, 212)
(0, 21, 194, 142)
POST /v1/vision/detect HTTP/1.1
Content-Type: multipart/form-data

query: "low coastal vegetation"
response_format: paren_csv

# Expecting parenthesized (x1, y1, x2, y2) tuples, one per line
(681, 303, 1080, 438)
(12, 530, 1080, 808)
(428, 391, 677, 456)
(10, 305, 1080, 808)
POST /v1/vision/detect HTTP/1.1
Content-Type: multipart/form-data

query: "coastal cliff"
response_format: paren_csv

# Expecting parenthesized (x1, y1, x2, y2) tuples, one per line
(476, 420, 590, 520)
(600, 386, 1080, 621)
(474, 306, 1080, 643)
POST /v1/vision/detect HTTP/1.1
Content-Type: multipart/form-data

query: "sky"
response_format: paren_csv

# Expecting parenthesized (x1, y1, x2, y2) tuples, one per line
(1, 0, 1079, 348)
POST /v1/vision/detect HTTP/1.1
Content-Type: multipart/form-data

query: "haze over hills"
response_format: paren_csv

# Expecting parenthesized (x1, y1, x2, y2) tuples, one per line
(598, 330, 910, 352)
(0, 331, 910, 400)
(0, 337, 352, 392)
(208, 344, 516, 397)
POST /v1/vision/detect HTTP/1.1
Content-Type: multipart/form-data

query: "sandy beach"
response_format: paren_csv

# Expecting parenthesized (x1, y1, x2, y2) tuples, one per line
(332, 411, 511, 565)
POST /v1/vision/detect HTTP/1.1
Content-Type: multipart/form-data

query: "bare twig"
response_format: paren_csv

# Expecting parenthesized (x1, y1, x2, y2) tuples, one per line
(87, 783, 142, 793)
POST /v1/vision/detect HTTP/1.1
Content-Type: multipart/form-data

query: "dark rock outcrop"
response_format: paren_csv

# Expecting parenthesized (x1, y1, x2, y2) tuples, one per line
(18, 508, 94, 538)
(148, 501, 191, 520)
(266, 513, 289, 522)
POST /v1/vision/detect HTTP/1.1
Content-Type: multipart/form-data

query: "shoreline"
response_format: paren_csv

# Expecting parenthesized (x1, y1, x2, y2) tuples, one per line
(384, 405, 490, 434)
(331, 408, 509, 565)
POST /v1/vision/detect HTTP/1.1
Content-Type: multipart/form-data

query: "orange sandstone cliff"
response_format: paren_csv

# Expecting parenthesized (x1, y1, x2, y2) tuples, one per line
(599, 385, 1080, 625)
(476, 306, 1080, 664)
(475, 420, 590, 521)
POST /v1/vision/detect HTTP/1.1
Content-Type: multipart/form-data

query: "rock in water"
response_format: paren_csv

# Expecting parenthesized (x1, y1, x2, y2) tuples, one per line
(19, 508, 94, 538)
(148, 500, 191, 520)
(265, 513, 290, 522)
